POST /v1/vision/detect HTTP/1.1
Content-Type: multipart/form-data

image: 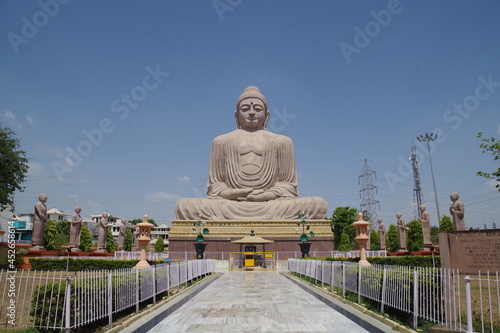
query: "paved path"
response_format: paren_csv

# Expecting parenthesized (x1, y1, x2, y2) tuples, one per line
(122, 270, 396, 333)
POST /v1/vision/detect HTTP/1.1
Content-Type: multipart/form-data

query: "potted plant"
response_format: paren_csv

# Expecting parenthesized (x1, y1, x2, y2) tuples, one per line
(192, 219, 209, 259)
(14, 248, 29, 269)
(296, 213, 315, 258)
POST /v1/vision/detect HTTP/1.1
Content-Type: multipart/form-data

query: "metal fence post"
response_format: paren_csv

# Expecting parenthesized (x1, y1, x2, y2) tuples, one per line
(108, 272, 113, 328)
(135, 269, 140, 313)
(358, 266, 362, 304)
(413, 270, 418, 330)
(464, 276, 473, 333)
(152, 267, 156, 304)
(380, 267, 387, 314)
(342, 262, 346, 297)
(65, 276, 71, 333)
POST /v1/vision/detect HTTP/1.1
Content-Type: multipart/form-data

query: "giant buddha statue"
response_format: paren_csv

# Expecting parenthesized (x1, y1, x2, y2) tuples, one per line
(175, 86, 328, 220)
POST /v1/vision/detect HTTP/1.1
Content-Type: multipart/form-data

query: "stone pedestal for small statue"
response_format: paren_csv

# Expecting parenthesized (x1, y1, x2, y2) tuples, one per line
(134, 215, 153, 269)
(194, 243, 207, 259)
(298, 242, 312, 258)
(353, 213, 371, 267)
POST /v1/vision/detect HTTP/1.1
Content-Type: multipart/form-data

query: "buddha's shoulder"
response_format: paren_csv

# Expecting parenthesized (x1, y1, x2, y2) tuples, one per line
(212, 130, 293, 144)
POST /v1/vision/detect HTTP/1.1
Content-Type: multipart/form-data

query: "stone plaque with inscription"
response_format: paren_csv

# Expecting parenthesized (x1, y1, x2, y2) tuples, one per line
(439, 230, 500, 274)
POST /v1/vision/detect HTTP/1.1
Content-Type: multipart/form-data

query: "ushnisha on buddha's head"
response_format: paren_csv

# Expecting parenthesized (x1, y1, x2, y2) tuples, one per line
(235, 86, 270, 131)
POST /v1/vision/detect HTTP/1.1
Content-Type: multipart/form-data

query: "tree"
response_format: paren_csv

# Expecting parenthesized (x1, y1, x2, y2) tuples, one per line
(431, 225, 440, 244)
(54, 220, 70, 249)
(370, 229, 380, 250)
(78, 225, 92, 252)
(43, 219, 57, 250)
(106, 230, 118, 253)
(476, 132, 500, 190)
(124, 228, 133, 251)
(128, 218, 158, 227)
(407, 219, 424, 252)
(0, 126, 29, 211)
(338, 232, 351, 252)
(155, 237, 165, 252)
(386, 224, 399, 252)
(330, 206, 358, 250)
(439, 215, 454, 231)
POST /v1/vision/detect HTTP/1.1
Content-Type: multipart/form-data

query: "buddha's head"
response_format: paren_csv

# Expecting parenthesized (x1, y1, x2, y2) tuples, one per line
(235, 86, 269, 131)
(450, 192, 459, 202)
(38, 193, 48, 203)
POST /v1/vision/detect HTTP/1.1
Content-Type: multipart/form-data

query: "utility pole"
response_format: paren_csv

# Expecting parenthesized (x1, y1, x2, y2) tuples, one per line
(410, 146, 424, 219)
(417, 133, 441, 224)
(358, 159, 380, 223)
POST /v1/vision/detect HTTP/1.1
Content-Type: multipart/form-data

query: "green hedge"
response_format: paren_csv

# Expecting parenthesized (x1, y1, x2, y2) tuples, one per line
(323, 255, 440, 268)
(29, 258, 165, 271)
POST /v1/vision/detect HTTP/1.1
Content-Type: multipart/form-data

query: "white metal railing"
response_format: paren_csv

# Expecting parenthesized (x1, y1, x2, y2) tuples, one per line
(168, 250, 388, 261)
(0, 259, 216, 331)
(288, 259, 500, 333)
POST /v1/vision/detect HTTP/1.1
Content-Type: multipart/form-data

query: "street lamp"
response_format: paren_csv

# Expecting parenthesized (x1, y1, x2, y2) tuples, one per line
(417, 133, 441, 224)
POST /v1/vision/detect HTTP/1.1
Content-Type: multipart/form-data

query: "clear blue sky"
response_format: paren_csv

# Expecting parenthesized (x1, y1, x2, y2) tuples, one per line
(1, 0, 499, 229)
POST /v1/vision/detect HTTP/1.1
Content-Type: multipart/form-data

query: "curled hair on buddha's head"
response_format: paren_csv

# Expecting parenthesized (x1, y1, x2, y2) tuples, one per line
(235, 86, 270, 130)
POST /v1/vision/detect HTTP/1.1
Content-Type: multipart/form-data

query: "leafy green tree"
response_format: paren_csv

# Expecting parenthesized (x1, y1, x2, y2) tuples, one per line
(54, 220, 70, 249)
(154, 237, 165, 252)
(330, 206, 358, 250)
(106, 230, 118, 253)
(407, 219, 424, 252)
(431, 225, 440, 244)
(124, 228, 133, 251)
(338, 232, 351, 252)
(43, 219, 57, 250)
(56, 220, 71, 235)
(370, 229, 380, 250)
(78, 225, 92, 252)
(386, 224, 399, 252)
(476, 132, 500, 190)
(128, 218, 158, 227)
(0, 126, 29, 211)
(439, 215, 454, 231)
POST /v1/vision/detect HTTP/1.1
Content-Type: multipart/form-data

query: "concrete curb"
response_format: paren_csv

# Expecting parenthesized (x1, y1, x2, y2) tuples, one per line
(105, 272, 221, 333)
(285, 273, 418, 333)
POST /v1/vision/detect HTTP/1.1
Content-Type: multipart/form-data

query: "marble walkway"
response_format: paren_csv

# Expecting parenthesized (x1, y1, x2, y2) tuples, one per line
(122, 270, 397, 333)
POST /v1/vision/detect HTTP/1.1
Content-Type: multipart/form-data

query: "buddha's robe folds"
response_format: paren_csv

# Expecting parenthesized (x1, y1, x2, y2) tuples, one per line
(175, 130, 328, 220)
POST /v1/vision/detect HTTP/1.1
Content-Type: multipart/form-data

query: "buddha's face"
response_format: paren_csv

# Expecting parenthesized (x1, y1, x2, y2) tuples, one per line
(237, 97, 267, 130)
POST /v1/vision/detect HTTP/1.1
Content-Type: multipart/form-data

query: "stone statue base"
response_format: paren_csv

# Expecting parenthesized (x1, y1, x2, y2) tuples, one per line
(168, 219, 334, 253)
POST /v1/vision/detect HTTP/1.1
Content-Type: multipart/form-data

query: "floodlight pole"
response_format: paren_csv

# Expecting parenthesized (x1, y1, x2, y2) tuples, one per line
(417, 133, 441, 224)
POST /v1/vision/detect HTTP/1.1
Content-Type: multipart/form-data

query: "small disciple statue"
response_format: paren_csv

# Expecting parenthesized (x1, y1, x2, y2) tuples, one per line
(118, 220, 126, 250)
(31, 193, 48, 250)
(97, 212, 111, 252)
(419, 204, 432, 250)
(450, 192, 466, 231)
(69, 206, 83, 251)
(175, 86, 328, 220)
(396, 212, 407, 251)
(377, 218, 386, 250)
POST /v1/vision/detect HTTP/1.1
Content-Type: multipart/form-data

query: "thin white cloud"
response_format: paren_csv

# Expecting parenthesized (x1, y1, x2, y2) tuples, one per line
(145, 191, 180, 202)
(2, 110, 16, 120)
(27, 161, 46, 176)
(177, 175, 191, 183)
(26, 115, 34, 124)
